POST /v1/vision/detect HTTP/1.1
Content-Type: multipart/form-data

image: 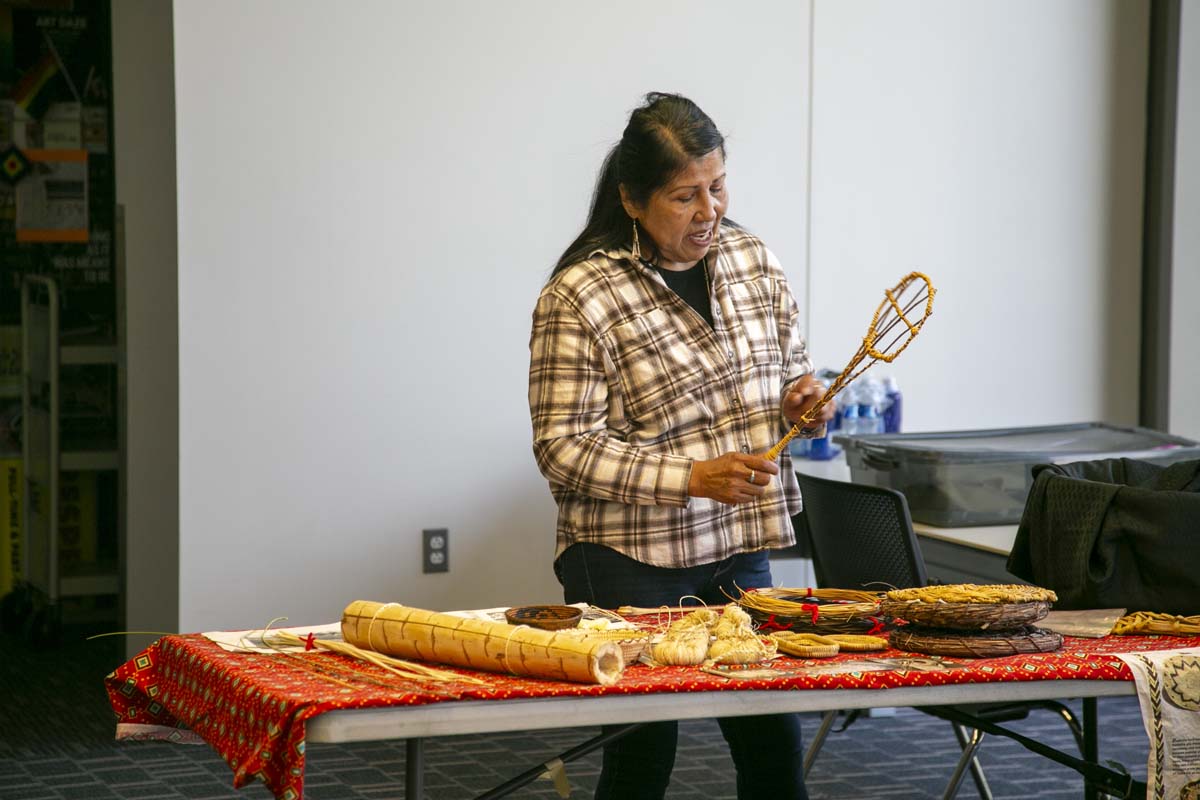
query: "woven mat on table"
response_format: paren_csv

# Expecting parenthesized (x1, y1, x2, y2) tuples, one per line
(1115, 647, 1200, 799)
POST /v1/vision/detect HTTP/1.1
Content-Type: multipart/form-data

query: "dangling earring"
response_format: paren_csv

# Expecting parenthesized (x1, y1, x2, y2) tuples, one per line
(631, 219, 642, 261)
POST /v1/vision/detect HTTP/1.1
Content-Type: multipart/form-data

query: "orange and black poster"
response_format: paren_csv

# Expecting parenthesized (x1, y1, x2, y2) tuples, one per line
(0, 0, 114, 332)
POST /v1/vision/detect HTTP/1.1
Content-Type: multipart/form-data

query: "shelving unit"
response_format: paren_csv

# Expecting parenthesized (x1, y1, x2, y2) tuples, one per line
(10, 249, 124, 642)
(0, 1, 122, 645)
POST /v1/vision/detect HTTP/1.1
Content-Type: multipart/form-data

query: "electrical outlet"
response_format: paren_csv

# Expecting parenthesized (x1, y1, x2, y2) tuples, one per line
(422, 528, 449, 574)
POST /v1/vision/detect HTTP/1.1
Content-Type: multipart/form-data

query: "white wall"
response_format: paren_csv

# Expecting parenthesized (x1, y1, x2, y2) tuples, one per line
(1171, 1, 1200, 441)
(172, 0, 813, 631)
(112, 0, 179, 655)
(122, 1, 1155, 634)
(809, 0, 1148, 432)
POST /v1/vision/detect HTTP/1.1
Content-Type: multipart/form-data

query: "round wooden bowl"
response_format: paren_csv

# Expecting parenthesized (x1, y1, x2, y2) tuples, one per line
(504, 605, 583, 631)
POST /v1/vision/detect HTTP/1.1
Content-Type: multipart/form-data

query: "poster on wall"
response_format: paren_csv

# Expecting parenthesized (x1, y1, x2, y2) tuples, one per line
(0, 0, 113, 333)
(14, 147, 87, 242)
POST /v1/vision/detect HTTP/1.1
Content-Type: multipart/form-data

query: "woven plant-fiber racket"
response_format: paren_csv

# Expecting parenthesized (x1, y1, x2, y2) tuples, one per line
(766, 271, 935, 461)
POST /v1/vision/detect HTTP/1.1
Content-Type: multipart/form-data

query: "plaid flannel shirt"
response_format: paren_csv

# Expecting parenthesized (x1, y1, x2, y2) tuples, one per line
(529, 225, 813, 568)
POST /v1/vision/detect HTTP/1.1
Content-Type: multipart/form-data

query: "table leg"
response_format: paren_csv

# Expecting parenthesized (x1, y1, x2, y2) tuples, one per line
(1083, 698, 1097, 800)
(407, 738, 423, 799)
(802, 709, 838, 776)
(944, 724, 988, 800)
(474, 723, 645, 800)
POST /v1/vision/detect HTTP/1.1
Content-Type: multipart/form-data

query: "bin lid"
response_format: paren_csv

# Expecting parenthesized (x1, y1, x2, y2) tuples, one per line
(834, 422, 1200, 464)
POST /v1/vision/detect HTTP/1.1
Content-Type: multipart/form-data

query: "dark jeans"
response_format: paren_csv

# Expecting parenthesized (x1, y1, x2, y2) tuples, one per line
(556, 543, 809, 800)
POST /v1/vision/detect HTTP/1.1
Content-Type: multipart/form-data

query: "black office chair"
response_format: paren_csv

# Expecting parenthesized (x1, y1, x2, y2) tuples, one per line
(793, 472, 1084, 800)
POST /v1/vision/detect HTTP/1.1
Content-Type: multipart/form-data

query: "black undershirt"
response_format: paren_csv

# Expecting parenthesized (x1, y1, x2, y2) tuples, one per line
(651, 259, 714, 329)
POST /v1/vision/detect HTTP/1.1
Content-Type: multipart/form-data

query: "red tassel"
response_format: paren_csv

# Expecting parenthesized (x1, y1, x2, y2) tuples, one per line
(759, 614, 794, 632)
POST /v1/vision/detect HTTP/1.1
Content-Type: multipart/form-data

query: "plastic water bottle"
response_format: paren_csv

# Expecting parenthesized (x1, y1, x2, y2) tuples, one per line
(882, 375, 902, 434)
(808, 378, 839, 460)
(840, 384, 861, 435)
(857, 376, 885, 435)
(807, 429, 840, 460)
(788, 436, 810, 460)
(859, 402, 883, 435)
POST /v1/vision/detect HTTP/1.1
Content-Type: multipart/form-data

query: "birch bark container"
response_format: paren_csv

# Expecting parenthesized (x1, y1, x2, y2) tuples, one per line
(341, 600, 625, 685)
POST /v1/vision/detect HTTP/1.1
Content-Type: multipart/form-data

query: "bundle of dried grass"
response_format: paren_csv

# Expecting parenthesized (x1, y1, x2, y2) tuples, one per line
(341, 600, 625, 686)
(263, 629, 487, 685)
(706, 605, 776, 665)
(651, 609, 719, 666)
(706, 635, 777, 665)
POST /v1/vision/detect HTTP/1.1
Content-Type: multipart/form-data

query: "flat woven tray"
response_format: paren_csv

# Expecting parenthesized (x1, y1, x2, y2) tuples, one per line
(879, 599, 1050, 631)
(890, 626, 1063, 658)
(769, 632, 840, 658)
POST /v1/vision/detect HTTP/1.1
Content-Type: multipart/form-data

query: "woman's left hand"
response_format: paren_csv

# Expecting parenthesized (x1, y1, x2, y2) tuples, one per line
(782, 374, 836, 428)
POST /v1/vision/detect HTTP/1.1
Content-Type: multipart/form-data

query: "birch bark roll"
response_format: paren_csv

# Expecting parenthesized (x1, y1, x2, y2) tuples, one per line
(341, 600, 625, 685)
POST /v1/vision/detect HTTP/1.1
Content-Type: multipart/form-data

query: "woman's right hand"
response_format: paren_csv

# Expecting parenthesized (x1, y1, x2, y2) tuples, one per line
(687, 453, 780, 505)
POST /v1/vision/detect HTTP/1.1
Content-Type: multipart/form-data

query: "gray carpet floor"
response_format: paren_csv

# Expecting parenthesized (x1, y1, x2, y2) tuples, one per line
(0, 629, 1151, 799)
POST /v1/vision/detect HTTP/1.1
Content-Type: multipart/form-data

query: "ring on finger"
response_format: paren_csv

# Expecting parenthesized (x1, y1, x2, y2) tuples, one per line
(748, 470, 756, 485)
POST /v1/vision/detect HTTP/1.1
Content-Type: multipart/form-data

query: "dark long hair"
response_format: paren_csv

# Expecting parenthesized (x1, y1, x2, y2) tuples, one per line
(552, 92, 731, 276)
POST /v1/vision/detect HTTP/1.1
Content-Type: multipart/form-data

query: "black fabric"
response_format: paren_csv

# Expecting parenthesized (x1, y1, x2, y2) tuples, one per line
(1007, 457, 1200, 614)
(652, 260, 714, 328)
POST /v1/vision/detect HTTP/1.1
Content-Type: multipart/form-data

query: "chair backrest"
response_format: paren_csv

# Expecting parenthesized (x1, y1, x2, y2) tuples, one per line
(794, 472, 929, 591)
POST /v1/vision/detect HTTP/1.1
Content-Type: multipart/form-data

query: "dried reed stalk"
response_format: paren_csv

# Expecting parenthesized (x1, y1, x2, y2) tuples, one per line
(264, 629, 487, 685)
(341, 600, 625, 685)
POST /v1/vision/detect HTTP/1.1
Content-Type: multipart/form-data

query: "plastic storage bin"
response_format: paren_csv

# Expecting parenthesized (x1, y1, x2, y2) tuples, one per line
(835, 422, 1200, 527)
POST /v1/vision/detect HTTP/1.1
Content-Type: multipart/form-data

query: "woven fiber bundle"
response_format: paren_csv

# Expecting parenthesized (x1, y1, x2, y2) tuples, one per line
(341, 600, 625, 686)
(736, 587, 884, 634)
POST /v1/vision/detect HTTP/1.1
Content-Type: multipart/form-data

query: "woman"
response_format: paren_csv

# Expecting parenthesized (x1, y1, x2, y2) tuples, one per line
(528, 92, 833, 800)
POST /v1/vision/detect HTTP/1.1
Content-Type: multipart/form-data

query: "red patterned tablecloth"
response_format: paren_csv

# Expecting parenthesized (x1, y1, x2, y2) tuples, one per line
(105, 629, 1200, 800)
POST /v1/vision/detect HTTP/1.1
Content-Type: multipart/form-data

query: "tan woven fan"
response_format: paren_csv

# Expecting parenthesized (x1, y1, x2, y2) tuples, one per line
(766, 271, 935, 461)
